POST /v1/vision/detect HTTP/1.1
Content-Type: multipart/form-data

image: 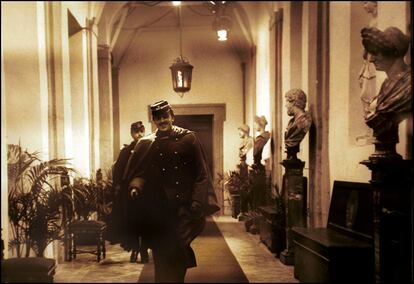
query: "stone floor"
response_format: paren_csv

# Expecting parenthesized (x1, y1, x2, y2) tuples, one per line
(54, 215, 297, 283)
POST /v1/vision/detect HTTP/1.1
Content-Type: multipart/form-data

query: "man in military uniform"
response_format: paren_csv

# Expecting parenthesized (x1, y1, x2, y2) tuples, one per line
(123, 100, 220, 282)
(109, 121, 149, 263)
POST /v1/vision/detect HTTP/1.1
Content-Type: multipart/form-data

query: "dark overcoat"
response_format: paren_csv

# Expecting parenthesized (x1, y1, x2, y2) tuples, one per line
(110, 126, 220, 266)
(105, 140, 140, 249)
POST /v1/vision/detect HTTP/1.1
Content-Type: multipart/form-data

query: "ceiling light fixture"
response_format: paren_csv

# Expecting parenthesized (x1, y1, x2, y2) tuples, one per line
(213, 15, 232, 41)
(169, 5, 193, 97)
(209, 1, 231, 41)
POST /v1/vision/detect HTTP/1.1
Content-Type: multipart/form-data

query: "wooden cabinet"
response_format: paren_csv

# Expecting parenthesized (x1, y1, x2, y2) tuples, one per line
(292, 181, 374, 283)
(258, 206, 285, 257)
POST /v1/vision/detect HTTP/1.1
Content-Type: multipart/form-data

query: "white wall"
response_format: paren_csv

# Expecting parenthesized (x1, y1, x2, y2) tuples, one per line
(329, 2, 372, 190)
(2, 2, 49, 155)
(69, 30, 91, 177)
(119, 26, 244, 173)
(1, 0, 101, 259)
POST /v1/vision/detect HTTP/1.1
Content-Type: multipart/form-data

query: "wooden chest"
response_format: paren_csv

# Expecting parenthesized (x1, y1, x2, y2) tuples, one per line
(292, 181, 374, 283)
(258, 205, 285, 256)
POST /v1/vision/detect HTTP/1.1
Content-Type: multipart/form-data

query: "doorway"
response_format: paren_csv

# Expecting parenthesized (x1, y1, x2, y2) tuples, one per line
(174, 115, 213, 174)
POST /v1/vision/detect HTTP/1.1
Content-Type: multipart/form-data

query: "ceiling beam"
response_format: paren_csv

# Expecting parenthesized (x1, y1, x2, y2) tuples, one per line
(110, 6, 130, 50)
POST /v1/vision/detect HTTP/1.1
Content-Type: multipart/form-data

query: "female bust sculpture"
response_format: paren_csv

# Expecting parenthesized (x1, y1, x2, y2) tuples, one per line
(253, 115, 270, 168)
(360, 26, 411, 158)
(238, 124, 253, 165)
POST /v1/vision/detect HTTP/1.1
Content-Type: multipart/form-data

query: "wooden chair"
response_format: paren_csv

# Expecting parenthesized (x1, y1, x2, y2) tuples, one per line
(68, 220, 106, 262)
(292, 181, 374, 283)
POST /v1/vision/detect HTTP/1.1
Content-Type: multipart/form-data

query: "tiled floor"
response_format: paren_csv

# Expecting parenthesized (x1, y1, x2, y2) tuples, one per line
(54, 216, 297, 283)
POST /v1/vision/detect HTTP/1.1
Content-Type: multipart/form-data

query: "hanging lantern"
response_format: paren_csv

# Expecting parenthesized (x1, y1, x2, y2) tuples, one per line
(212, 15, 232, 41)
(170, 6, 193, 97)
(170, 55, 193, 94)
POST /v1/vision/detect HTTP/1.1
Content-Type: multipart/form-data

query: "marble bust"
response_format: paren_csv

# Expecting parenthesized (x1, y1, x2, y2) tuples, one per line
(253, 115, 271, 167)
(284, 88, 312, 160)
(238, 124, 253, 164)
(361, 26, 411, 158)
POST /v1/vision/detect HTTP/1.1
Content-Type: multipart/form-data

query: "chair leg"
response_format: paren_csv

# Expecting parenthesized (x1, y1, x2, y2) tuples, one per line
(102, 239, 106, 259)
(97, 237, 101, 262)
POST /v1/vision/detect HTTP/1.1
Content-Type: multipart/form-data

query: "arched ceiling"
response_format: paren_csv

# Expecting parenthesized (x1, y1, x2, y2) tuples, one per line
(98, 1, 255, 67)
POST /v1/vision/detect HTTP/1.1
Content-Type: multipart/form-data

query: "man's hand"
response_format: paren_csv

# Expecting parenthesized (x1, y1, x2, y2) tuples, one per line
(190, 201, 203, 219)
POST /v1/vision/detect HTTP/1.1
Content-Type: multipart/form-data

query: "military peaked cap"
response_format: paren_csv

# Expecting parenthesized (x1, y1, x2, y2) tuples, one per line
(150, 100, 172, 116)
(131, 121, 145, 132)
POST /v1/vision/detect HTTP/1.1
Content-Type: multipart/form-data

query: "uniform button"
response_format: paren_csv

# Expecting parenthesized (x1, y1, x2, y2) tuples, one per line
(162, 168, 166, 172)
(174, 151, 178, 154)
(175, 181, 179, 185)
(159, 153, 163, 157)
(174, 166, 178, 170)
(183, 162, 187, 165)
(176, 194, 179, 198)
(175, 138, 179, 141)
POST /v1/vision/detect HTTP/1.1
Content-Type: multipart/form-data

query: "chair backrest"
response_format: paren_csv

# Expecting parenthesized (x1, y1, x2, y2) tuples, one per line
(327, 180, 373, 242)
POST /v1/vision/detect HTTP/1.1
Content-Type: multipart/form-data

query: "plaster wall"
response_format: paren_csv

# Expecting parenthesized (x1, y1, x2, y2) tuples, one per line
(329, 2, 371, 190)
(69, 30, 91, 177)
(64, 1, 89, 27)
(1, 1, 51, 258)
(118, 26, 243, 174)
(2, 2, 48, 154)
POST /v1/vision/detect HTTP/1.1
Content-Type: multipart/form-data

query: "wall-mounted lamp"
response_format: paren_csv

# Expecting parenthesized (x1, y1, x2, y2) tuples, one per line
(172, 1, 181, 6)
(169, 6, 193, 97)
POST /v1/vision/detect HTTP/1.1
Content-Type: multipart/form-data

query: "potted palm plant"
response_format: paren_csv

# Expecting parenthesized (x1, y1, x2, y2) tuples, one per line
(3, 144, 74, 282)
(222, 170, 250, 219)
(7, 144, 74, 257)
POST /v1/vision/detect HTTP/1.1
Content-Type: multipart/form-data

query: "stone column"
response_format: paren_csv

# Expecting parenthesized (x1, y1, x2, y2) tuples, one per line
(280, 158, 307, 265)
(112, 66, 120, 160)
(98, 45, 114, 176)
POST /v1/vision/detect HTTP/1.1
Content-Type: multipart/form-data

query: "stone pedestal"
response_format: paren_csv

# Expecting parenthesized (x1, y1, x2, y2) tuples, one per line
(361, 157, 412, 283)
(238, 161, 250, 221)
(250, 164, 267, 210)
(246, 164, 267, 234)
(280, 158, 307, 265)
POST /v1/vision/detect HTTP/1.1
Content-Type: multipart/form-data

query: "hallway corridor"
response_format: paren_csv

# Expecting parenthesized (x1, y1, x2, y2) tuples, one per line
(54, 216, 297, 283)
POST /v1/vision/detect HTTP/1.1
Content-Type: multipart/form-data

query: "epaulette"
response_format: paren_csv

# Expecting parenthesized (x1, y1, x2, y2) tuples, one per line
(120, 144, 128, 150)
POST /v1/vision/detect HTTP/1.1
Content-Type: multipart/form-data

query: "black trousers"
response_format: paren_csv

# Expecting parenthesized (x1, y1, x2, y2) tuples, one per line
(152, 244, 187, 283)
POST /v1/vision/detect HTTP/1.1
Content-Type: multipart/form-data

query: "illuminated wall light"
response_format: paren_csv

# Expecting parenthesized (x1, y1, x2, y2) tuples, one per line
(172, 1, 181, 6)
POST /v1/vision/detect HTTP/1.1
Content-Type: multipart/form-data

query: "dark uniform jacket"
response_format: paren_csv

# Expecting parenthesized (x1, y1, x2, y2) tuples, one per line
(111, 126, 220, 266)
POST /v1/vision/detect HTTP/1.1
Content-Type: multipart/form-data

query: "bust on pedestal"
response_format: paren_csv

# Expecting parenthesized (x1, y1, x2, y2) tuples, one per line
(245, 116, 271, 233)
(237, 124, 253, 221)
(359, 26, 412, 283)
(280, 88, 312, 265)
